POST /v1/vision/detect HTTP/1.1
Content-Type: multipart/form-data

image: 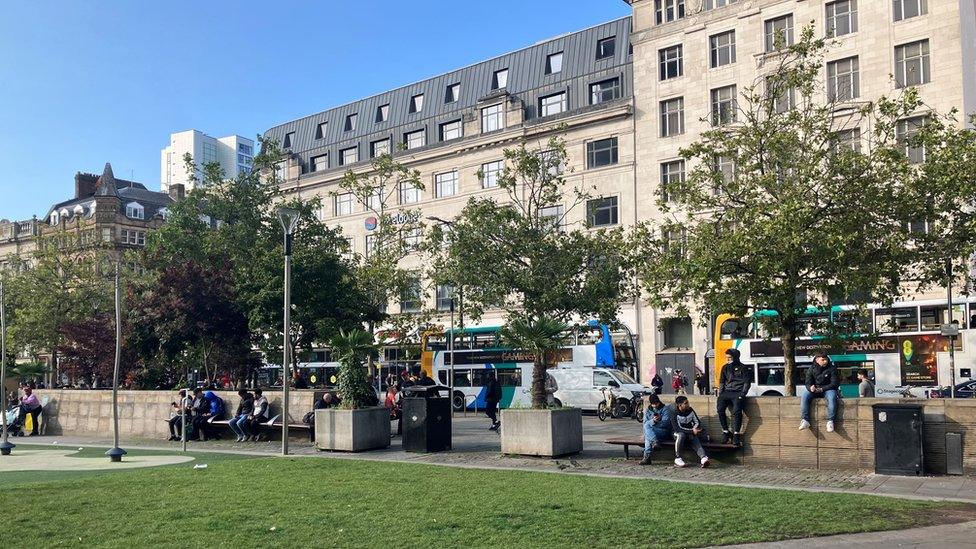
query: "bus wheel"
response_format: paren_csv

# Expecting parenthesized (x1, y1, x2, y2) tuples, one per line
(452, 392, 466, 412)
(761, 391, 783, 397)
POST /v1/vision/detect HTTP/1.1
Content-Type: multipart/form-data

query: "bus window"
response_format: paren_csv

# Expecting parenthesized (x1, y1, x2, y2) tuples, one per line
(757, 364, 785, 386)
(832, 309, 872, 334)
(471, 369, 489, 387)
(426, 335, 447, 352)
(471, 332, 498, 349)
(875, 307, 918, 333)
(497, 369, 522, 387)
(796, 313, 830, 336)
(835, 361, 874, 385)
(438, 371, 448, 385)
(452, 369, 472, 387)
(920, 304, 967, 331)
(791, 363, 813, 387)
(719, 318, 748, 340)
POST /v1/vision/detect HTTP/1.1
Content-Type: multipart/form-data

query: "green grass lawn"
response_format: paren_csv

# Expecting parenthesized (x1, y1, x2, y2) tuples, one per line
(0, 456, 969, 548)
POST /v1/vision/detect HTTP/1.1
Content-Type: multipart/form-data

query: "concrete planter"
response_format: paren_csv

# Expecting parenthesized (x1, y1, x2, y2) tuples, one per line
(500, 407, 582, 458)
(315, 407, 391, 452)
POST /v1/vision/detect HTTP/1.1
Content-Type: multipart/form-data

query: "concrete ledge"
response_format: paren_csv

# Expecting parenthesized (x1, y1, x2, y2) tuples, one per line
(500, 407, 582, 458)
(314, 407, 391, 452)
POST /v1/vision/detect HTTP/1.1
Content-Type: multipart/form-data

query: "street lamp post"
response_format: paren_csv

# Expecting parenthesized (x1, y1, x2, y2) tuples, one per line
(449, 297, 455, 419)
(277, 207, 300, 456)
(106, 263, 126, 462)
(0, 281, 14, 456)
(946, 259, 958, 399)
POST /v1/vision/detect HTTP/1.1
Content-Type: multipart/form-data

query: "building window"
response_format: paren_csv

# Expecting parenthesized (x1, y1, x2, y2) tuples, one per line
(660, 97, 684, 137)
(539, 92, 567, 117)
(401, 227, 421, 251)
(434, 170, 458, 198)
(827, 56, 860, 101)
(833, 128, 862, 153)
(705, 0, 737, 9)
(365, 234, 377, 257)
(826, 1, 858, 37)
(586, 197, 618, 227)
(371, 139, 390, 158)
(590, 77, 621, 104)
(659, 45, 683, 80)
(540, 205, 565, 231)
(376, 104, 389, 123)
(409, 93, 424, 114)
(545, 52, 563, 75)
(586, 138, 618, 169)
(655, 0, 686, 24)
(492, 68, 508, 90)
(126, 203, 144, 219)
(766, 77, 795, 113)
(897, 116, 927, 163)
(711, 85, 736, 126)
(481, 104, 504, 133)
(714, 156, 734, 192)
(344, 114, 357, 132)
(709, 31, 736, 68)
(436, 285, 454, 311)
(315, 122, 328, 140)
(367, 186, 383, 211)
(311, 154, 329, 172)
(663, 317, 693, 348)
(538, 149, 564, 177)
(334, 193, 354, 216)
(894, 0, 927, 21)
(404, 129, 426, 150)
(660, 160, 685, 201)
(399, 180, 421, 204)
(281, 133, 294, 149)
(596, 36, 616, 60)
(764, 14, 794, 52)
(895, 40, 930, 88)
(481, 160, 503, 188)
(666, 228, 689, 259)
(445, 82, 460, 103)
(340, 147, 358, 166)
(400, 277, 422, 313)
(439, 119, 463, 141)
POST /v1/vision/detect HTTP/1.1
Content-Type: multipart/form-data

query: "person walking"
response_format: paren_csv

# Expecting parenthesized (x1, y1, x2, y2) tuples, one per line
(799, 354, 840, 432)
(717, 348, 751, 447)
(650, 372, 664, 395)
(695, 369, 708, 396)
(485, 371, 502, 431)
(671, 372, 684, 395)
(857, 369, 875, 398)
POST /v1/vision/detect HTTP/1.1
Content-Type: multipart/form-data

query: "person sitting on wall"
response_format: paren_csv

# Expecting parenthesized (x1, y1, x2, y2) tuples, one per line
(799, 354, 840, 433)
(247, 388, 269, 441)
(228, 390, 254, 443)
(671, 395, 710, 468)
(717, 348, 751, 447)
(639, 394, 674, 466)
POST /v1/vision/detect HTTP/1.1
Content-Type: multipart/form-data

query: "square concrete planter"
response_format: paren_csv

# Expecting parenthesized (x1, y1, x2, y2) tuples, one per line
(500, 407, 582, 458)
(315, 407, 391, 452)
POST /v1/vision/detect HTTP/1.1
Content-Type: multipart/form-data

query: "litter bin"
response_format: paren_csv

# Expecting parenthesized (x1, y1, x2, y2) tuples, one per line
(872, 403, 924, 476)
(402, 386, 452, 452)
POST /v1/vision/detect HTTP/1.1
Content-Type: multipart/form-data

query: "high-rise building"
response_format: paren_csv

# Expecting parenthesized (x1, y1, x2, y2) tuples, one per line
(160, 130, 254, 192)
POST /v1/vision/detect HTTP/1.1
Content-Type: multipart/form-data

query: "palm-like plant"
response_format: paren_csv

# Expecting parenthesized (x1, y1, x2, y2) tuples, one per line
(329, 328, 378, 409)
(10, 362, 49, 383)
(500, 317, 568, 408)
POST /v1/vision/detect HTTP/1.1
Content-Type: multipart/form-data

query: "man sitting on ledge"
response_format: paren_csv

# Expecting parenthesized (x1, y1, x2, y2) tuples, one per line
(799, 354, 840, 433)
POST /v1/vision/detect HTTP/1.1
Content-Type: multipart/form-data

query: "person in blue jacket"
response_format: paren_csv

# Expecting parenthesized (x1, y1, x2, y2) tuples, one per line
(639, 394, 673, 465)
(192, 390, 225, 441)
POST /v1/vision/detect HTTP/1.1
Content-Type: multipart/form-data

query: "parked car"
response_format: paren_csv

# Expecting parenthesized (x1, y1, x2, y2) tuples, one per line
(930, 380, 976, 398)
(548, 366, 649, 415)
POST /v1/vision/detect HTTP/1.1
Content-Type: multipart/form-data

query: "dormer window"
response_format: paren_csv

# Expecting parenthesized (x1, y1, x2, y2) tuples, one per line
(158, 208, 169, 220)
(73, 204, 85, 217)
(49, 213, 59, 225)
(126, 202, 145, 220)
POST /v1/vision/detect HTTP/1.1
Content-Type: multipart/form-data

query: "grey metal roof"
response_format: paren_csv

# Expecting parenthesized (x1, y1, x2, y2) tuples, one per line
(264, 17, 633, 174)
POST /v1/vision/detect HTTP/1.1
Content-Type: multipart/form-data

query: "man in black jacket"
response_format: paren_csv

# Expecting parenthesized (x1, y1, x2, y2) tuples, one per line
(485, 372, 502, 431)
(799, 354, 840, 433)
(717, 348, 752, 446)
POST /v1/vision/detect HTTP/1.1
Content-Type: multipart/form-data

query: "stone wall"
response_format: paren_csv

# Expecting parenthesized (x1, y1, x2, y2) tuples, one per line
(682, 396, 975, 475)
(34, 389, 318, 440)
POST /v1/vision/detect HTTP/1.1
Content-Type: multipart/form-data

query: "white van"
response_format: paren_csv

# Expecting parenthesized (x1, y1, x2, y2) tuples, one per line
(548, 367, 648, 413)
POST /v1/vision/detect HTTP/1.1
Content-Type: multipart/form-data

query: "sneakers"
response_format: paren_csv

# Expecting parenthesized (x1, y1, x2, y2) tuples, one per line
(732, 433, 742, 447)
(674, 457, 688, 468)
(700, 456, 711, 468)
(235, 436, 244, 442)
(488, 423, 497, 431)
(826, 420, 835, 433)
(722, 431, 733, 444)
(798, 419, 811, 431)
(639, 455, 653, 466)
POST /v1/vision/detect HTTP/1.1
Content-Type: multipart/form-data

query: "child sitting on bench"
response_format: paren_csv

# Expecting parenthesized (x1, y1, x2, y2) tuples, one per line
(671, 396, 710, 468)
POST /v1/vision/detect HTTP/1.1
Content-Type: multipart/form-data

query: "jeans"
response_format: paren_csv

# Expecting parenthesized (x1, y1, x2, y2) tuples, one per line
(486, 402, 499, 424)
(675, 431, 707, 459)
(228, 414, 250, 438)
(717, 391, 745, 433)
(643, 418, 672, 457)
(168, 415, 184, 437)
(800, 389, 838, 421)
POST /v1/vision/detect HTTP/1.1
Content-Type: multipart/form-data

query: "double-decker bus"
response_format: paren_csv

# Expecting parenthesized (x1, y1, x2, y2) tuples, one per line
(421, 320, 638, 410)
(713, 298, 975, 397)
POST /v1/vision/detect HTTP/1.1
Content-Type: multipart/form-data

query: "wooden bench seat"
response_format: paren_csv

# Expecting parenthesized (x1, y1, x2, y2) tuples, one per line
(605, 436, 738, 459)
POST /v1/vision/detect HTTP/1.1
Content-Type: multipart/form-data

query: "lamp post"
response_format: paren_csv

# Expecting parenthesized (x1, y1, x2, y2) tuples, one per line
(946, 259, 958, 399)
(106, 263, 126, 462)
(277, 206, 300, 456)
(0, 281, 13, 456)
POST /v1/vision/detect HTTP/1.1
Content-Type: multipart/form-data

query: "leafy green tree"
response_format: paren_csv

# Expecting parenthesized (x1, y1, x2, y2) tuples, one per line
(633, 27, 924, 395)
(500, 317, 568, 407)
(428, 136, 634, 407)
(330, 328, 378, 408)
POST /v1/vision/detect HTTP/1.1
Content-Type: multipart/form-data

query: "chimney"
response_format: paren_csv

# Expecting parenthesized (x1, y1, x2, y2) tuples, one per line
(75, 172, 96, 199)
(168, 183, 185, 202)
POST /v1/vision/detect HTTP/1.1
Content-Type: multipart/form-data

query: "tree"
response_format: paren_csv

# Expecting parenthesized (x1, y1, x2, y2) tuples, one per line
(57, 314, 137, 388)
(330, 328, 378, 408)
(500, 317, 568, 407)
(633, 27, 922, 395)
(428, 136, 634, 407)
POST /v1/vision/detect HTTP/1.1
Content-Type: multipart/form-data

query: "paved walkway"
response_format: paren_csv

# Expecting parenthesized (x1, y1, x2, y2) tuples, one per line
(15, 415, 976, 502)
(719, 519, 976, 548)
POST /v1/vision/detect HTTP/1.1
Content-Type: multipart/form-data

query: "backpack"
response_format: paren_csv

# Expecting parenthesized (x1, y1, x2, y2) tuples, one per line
(214, 396, 226, 418)
(302, 411, 316, 425)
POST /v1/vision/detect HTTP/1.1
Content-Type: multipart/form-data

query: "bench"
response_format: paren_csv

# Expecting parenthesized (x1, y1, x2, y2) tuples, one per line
(605, 436, 738, 459)
(163, 414, 283, 440)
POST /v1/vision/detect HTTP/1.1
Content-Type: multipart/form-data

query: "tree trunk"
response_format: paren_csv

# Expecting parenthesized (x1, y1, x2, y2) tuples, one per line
(531, 358, 547, 409)
(781, 323, 799, 396)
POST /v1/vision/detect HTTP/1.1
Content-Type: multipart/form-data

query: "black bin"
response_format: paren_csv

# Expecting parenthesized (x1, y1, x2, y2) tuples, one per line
(872, 403, 924, 476)
(402, 386, 452, 453)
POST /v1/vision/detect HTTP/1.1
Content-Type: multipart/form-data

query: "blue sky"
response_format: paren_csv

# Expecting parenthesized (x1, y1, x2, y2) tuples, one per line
(0, 0, 631, 220)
